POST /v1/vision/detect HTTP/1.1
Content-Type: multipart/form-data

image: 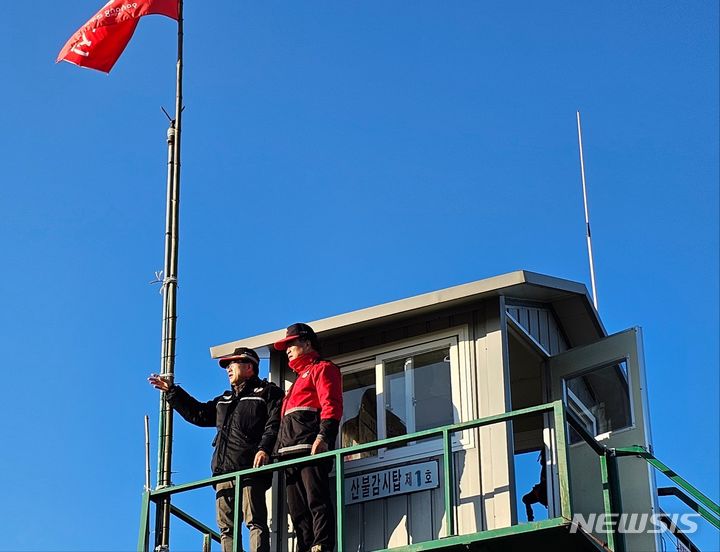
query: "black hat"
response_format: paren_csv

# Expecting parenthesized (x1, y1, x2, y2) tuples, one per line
(273, 323, 317, 350)
(218, 347, 260, 368)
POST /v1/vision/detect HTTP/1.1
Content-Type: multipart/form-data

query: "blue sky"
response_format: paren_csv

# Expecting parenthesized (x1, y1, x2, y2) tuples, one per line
(0, 1, 717, 550)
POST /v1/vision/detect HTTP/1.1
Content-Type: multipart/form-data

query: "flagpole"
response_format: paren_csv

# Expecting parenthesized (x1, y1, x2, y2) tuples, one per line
(576, 110, 599, 310)
(155, 0, 183, 548)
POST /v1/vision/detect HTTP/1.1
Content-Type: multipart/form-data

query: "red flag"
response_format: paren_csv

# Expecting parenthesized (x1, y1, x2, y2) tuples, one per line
(57, 0, 178, 73)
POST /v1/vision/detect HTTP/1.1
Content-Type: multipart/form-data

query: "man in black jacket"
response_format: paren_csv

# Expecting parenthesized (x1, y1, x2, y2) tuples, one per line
(148, 347, 284, 552)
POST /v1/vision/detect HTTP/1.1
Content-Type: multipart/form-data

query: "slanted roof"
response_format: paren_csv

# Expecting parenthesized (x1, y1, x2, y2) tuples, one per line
(210, 270, 605, 359)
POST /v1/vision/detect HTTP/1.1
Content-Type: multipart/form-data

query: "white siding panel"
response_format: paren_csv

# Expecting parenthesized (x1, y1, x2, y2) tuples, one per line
(550, 315, 561, 355)
(506, 304, 568, 355)
(528, 308, 540, 342)
(476, 302, 514, 529)
(409, 489, 434, 543)
(363, 500, 385, 550)
(386, 495, 409, 547)
(518, 308, 530, 331)
(538, 310, 550, 351)
(454, 446, 483, 535)
(432, 481, 446, 537)
(344, 502, 362, 551)
(351, 471, 455, 547)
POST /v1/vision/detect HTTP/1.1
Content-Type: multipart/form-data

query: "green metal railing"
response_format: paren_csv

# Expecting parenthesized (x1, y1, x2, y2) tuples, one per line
(615, 446, 720, 531)
(138, 400, 574, 552)
(613, 445, 720, 530)
(138, 400, 719, 552)
(565, 412, 720, 552)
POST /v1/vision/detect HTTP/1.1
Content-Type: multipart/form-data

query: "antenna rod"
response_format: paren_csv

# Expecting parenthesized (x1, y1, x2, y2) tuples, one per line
(155, 0, 183, 548)
(144, 415, 151, 492)
(576, 111, 599, 310)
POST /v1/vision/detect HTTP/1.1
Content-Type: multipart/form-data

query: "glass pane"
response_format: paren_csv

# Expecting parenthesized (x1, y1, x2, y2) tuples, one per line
(384, 357, 410, 433)
(384, 347, 453, 439)
(565, 360, 632, 445)
(341, 369, 378, 459)
(413, 348, 454, 431)
(567, 389, 598, 445)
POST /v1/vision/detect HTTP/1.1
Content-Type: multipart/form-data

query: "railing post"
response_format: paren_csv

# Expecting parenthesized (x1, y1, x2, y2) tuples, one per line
(137, 492, 151, 552)
(233, 475, 243, 552)
(335, 452, 345, 552)
(202, 533, 211, 552)
(442, 428, 455, 537)
(551, 400, 572, 520)
(606, 451, 626, 552)
(599, 454, 616, 552)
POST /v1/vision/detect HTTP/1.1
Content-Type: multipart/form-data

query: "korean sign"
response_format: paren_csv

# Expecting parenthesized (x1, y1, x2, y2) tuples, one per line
(345, 461, 439, 504)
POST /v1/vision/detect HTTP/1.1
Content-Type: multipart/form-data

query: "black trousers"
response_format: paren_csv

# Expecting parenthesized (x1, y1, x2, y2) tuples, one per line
(284, 458, 335, 552)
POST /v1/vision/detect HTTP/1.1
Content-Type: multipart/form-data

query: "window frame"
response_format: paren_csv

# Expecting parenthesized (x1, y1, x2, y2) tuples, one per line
(566, 387, 598, 444)
(331, 326, 475, 471)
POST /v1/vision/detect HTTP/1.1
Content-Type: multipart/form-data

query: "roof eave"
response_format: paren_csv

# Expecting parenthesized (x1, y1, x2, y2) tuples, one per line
(210, 270, 605, 359)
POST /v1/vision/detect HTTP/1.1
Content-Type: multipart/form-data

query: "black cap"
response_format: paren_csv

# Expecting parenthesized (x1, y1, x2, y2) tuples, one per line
(218, 347, 260, 368)
(273, 323, 317, 350)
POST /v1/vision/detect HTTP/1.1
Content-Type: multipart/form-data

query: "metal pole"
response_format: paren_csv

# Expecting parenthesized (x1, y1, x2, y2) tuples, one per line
(138, 492, 152, 552)
(155, 1, 184, 548)
(576, 111, 599, 311)
(145, 415, 151, 492)
(154, 116, 176, 551)
(335, 452, 345, 552)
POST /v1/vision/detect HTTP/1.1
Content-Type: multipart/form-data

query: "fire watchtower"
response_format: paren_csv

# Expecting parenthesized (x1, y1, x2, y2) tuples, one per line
(139, 270, 719, 551)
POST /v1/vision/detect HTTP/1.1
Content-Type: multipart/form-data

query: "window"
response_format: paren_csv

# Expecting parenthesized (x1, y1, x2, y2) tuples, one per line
(341, 366, 381, 460)
(383, 348, 453, 437)
(334, 328, 473, 466)
(564, 360, 633, 445)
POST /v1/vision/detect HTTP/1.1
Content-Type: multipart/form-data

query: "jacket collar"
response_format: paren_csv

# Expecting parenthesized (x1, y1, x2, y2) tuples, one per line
(233, 375, 260, 396)
(288, 351, 319, 373)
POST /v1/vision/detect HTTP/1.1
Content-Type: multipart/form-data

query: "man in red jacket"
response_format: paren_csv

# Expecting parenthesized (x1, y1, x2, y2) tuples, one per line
(274, 323, 343, 552)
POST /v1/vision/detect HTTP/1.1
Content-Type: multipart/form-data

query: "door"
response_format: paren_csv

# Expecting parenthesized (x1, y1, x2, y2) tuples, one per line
(547, 327, 659, 551)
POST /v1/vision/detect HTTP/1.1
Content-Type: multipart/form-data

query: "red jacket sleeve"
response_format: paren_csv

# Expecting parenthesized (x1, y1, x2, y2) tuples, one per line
(314, 360, 343, 442)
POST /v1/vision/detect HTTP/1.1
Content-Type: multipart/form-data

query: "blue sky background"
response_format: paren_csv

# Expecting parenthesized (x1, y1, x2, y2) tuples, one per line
(0, 1, 717, 550)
